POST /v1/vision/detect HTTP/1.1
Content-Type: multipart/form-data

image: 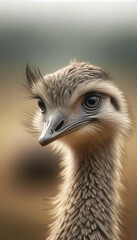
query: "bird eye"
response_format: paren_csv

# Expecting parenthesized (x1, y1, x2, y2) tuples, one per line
(38, 98, 46, 113)
(84, 94, 101, 109)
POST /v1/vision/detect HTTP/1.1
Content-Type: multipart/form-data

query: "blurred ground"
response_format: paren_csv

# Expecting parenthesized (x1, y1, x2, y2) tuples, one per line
(0, 1, 137, 240)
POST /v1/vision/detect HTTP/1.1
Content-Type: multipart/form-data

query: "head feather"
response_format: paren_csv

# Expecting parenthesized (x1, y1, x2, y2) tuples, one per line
(26, 63, 44, 88)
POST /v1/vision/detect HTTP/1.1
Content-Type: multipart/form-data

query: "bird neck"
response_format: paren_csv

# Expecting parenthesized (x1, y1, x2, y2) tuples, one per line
(48, 140, 122, 240)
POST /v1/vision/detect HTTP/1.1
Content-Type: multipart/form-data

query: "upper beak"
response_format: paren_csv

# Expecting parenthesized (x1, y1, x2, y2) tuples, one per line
(39, 112, 65, 146)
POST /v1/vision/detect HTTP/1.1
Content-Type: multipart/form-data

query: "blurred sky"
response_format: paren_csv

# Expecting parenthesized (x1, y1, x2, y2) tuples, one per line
(0, 1, 137, 240)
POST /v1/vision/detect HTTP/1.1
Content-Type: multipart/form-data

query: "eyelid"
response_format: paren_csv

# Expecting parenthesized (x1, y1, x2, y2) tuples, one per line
(84, 92, 101, 98)
(79, 92, 102, 102)
(33, 95, 43, 100)
(32, 95, 46, 105)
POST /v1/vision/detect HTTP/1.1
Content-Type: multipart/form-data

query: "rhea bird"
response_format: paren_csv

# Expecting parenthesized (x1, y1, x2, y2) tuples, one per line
(25, 61, 131, 240)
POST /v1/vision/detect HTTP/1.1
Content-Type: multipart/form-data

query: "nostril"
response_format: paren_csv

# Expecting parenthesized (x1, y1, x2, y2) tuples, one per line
(55, 120, 64, 132)
(50, 129, 54, 134)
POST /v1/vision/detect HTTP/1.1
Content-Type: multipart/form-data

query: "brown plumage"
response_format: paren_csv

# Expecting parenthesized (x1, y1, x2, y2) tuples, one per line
(25, 61, 131, 240)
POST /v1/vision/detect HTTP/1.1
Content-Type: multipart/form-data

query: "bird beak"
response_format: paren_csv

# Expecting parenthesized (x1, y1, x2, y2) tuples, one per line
(39, 112, 65, 146)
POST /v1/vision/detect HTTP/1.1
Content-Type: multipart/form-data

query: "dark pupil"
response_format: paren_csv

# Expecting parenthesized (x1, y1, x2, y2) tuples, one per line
(38, 99, 46, 112)
(85, 95, 100, 108)
(88, 96, 97, 105)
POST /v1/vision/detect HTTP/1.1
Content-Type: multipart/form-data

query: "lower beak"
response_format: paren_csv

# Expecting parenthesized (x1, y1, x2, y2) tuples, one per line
(39, 112, 65, 146)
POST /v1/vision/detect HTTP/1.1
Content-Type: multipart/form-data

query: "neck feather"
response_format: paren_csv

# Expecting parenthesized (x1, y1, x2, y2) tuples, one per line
(48, 139, 123, 240)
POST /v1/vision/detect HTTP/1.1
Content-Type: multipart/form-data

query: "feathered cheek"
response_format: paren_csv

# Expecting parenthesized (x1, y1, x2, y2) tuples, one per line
(33, 112, 44, 133)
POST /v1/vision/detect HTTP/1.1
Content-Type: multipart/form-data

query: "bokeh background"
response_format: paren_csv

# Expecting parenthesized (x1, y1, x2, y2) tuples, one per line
(0, 0, 137, 239)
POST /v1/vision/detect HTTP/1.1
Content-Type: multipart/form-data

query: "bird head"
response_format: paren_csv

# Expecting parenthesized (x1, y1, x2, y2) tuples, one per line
(26, 62, 131, 152)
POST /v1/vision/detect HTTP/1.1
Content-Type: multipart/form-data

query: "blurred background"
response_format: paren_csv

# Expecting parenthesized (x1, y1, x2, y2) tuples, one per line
(0, 0, 137, 239)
